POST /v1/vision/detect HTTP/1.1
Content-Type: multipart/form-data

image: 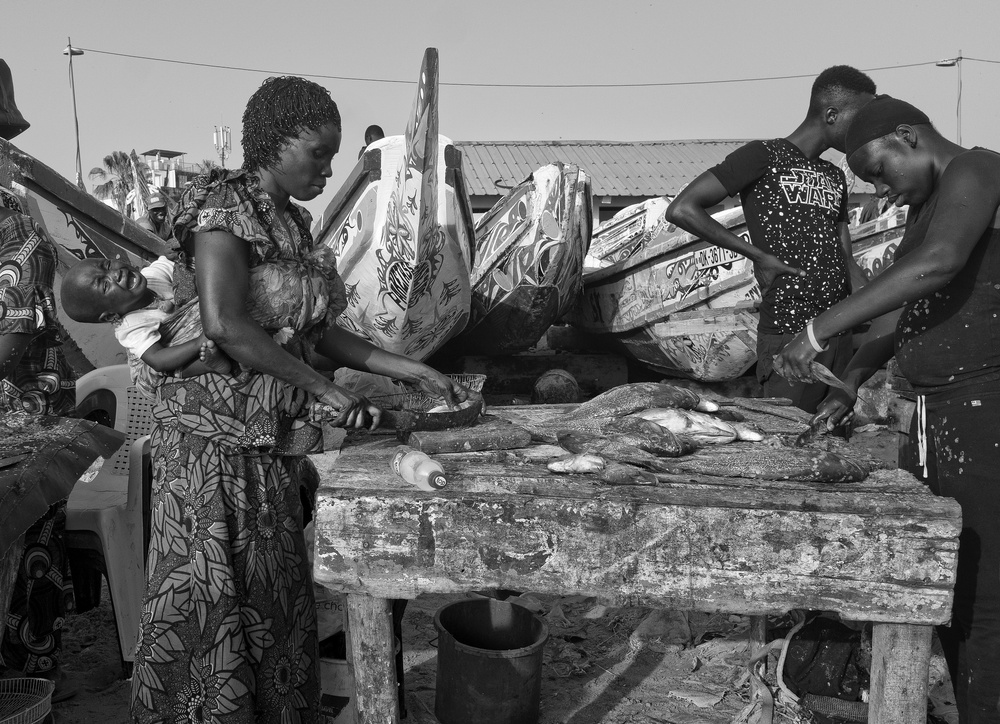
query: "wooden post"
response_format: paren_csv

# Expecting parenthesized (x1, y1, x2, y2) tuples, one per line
(749, 615, 768, 667)
(869, 622, 932, 724)
(345, 594, 399, 724)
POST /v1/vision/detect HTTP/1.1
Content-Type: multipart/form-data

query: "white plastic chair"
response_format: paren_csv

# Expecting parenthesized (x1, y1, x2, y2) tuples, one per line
(65, 365, 154, 665)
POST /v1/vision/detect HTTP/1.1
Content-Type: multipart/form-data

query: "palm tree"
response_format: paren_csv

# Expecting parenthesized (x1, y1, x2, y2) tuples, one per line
(196, 159, 220, 174)
(88, 151, 149, 214)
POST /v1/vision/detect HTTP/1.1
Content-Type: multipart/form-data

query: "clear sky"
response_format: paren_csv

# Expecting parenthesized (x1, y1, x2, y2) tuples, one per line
(3, 0, 996, 220)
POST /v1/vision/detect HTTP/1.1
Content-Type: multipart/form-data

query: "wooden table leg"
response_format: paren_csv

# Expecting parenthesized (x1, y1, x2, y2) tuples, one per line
(749, 615, 768, 669)
(346, 594, 400, 724)
(869, 622, 932, 724)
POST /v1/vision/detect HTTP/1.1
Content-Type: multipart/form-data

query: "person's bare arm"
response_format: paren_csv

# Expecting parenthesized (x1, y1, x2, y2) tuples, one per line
(315, 324, 469, 408)
(139, 337, 205, 373)
(811, 311, 899, 429)
(195, 230, 377, 428)
(665, 172, 804, 289)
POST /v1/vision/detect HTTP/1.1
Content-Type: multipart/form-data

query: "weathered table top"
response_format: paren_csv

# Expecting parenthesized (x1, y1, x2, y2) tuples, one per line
(312, 404, 960, 626)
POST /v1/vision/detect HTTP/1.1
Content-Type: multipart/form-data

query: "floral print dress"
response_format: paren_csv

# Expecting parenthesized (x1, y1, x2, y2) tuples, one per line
(130, 170, 346, 724)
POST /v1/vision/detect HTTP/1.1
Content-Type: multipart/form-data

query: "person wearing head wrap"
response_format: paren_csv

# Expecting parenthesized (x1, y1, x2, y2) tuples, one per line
(665, 66, 876, 413)
(129, 76, 468, 722)
(776, 95, 1000, 722)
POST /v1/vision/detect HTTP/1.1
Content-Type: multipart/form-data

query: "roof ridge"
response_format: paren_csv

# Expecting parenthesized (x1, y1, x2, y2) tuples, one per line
(454, 139, 753, 146)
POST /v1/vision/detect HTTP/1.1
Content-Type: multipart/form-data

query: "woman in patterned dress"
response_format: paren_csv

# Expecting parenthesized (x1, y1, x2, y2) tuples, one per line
(0, 196, 78, 698)
(130, 76, 467, 723)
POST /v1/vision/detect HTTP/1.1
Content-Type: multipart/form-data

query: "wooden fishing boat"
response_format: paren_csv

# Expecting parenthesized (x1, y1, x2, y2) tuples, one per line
(442, 162, 592, 356)
(569, 202, 906, 382)
(0, 138, 168, 372)
(583, 196, 670, 271)
(850, 207, 907, 282)
(314, 48, 475, 361)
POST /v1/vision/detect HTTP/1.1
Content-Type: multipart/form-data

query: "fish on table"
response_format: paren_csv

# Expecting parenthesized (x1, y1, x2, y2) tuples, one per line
(561, 382, 711, 420)
(665, 442, 870, 483)
(557, 431, 690, 470)
(526, 411, 667, 444)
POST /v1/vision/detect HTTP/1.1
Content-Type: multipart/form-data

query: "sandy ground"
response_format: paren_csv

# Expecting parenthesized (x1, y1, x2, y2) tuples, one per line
(50, 423, 958, 724)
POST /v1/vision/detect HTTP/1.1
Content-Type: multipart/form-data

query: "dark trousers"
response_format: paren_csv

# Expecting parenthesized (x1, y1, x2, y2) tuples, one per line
(904, 386, 1000, 723)
(755, 330, 854, 414)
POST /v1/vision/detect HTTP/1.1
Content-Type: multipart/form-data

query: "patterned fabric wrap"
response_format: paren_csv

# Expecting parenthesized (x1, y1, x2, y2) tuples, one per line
(129, 247, 345, 402)
(0, 503, 75, 675)
(0, 212, 76, 416)
(0, 202, 76, 677)
(130, 170, 341, 723)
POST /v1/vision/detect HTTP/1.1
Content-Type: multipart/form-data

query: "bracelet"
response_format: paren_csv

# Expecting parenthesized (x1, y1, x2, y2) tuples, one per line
(806, 320, 829, 353)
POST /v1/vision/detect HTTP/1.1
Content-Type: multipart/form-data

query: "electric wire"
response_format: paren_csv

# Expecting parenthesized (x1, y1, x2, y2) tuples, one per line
(74, 47, 994, 89)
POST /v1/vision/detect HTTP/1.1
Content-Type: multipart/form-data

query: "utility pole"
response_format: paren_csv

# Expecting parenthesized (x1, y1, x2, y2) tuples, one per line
(213, 125, 231, 169)
(63, 37, 85, 189)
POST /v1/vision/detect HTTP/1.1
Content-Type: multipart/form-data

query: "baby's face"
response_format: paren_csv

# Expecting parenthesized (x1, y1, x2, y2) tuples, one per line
(75, 259, 149, 319)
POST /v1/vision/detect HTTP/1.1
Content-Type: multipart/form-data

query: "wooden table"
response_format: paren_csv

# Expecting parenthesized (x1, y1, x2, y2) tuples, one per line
(312, 405, 960, 724)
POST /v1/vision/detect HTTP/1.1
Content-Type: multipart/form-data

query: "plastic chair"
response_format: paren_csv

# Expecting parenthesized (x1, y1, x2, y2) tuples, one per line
(65, 365, 154, 665)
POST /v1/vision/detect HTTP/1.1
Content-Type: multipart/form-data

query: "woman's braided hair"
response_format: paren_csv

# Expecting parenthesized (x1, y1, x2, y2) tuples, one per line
(242, 76, 342, 173)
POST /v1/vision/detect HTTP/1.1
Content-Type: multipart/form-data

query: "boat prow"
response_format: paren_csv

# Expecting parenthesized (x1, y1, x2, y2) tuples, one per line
(443, 162, 592, 356)
(314, 48, 475, 361)
(1, 138, 169, 371)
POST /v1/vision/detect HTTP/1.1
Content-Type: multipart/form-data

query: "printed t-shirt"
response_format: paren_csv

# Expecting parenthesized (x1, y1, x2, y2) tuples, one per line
(709, 138, 849, 335)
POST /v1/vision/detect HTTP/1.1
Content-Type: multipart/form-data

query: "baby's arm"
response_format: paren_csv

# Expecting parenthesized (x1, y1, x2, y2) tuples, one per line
(139, 336, 232, 378)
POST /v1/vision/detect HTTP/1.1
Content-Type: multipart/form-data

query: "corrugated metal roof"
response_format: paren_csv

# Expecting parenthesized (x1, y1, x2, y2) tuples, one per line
(454, 140, 751, 197)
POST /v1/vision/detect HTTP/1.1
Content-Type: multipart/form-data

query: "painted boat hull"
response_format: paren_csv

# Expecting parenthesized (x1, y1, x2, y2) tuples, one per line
(314, 49, 474, 361)
(0, 139, 168, 372)
(571, 202, 906, 381)
(445, 162, 592, 356)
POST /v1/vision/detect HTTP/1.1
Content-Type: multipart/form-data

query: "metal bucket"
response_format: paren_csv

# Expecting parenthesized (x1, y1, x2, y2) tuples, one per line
(434, 598, 548, 724)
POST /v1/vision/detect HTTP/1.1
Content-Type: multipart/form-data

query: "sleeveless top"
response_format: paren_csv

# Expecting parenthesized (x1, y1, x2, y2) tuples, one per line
(894, 151, 1000, 394)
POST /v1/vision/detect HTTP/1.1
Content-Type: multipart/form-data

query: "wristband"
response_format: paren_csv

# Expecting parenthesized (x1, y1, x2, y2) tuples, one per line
(806, 320, 829, 353)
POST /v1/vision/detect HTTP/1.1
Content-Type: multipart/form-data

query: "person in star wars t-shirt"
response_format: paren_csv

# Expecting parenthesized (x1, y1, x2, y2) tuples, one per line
(665, 65, 874, 412)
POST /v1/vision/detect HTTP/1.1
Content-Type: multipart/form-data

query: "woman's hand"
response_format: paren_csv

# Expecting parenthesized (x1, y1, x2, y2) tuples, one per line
(774, 330, 820, 382)
(318, 384, 382, 430)
(413, 367, 470, 410)
(811, 387, 859, 431)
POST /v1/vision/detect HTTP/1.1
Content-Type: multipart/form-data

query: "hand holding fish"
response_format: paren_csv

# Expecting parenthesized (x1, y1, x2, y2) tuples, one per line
(773, 327, 824, 383)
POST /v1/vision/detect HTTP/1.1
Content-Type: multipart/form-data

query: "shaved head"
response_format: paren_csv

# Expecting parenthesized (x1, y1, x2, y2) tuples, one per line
(60, 260, 106, 322)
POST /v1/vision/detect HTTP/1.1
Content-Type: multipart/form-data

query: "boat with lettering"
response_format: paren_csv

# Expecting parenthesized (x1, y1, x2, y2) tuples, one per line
(313, 48, 475, 360)
(441, 162, 592, 356)
(849, 207, 907, 283)
(0, 139, 168, 372)
(570, 201, 906, 381)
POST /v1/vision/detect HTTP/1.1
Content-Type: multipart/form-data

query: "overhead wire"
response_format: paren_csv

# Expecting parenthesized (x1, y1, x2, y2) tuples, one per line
(74, 47, 993, 89)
